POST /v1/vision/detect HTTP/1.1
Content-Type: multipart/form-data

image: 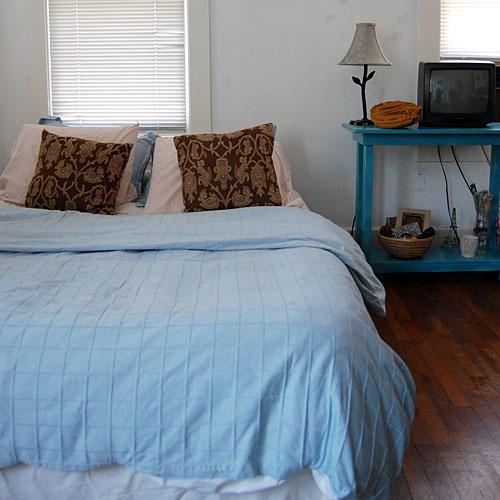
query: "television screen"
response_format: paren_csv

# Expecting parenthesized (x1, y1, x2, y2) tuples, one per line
(429, 69, 490, 114)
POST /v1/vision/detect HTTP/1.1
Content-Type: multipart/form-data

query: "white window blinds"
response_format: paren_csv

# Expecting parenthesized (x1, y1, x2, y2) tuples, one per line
(47, 0, 186, 130)
(441, 0, 500, 60)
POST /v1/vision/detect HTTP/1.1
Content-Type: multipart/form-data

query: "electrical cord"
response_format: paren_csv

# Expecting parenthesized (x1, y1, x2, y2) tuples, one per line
(351, 215, 356, 237)
(450, 146, 475, 195)
(437, 145, 461, 242)
(480, 145, 491, 166)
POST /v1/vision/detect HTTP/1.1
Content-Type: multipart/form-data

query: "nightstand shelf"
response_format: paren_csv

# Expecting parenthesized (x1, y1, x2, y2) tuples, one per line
(371, 245, 499, 273)
(343, 123, 500, 274)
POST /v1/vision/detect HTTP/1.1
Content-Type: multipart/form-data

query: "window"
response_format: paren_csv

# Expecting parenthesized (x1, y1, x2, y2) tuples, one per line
(46, 0, 187, 131)
(440, 0, 500, 60)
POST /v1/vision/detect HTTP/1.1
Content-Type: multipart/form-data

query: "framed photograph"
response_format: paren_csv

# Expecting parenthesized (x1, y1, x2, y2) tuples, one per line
(396, 208, 431, 231)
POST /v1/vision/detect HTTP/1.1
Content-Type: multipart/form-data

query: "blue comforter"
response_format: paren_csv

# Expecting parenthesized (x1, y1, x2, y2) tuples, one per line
(0, 206, 415, 499)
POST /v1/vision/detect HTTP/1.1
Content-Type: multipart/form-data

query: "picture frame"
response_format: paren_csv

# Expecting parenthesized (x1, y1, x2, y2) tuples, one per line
(396, 208, 431, 231)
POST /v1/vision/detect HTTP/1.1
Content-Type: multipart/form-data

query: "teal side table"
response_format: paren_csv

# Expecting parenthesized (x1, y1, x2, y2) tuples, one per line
(343, 123, 500, 273)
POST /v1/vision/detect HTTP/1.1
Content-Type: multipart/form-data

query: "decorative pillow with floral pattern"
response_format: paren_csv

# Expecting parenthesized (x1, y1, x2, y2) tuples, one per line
(173, 123, 282, 212)
(25, 130, 133, 214)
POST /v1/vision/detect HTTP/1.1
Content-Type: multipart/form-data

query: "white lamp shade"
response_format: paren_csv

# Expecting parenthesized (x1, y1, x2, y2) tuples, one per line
(339, 23, 391, 66)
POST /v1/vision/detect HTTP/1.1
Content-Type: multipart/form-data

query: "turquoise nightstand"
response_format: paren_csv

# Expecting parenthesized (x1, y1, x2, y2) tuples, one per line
(343, 123, 500, 273)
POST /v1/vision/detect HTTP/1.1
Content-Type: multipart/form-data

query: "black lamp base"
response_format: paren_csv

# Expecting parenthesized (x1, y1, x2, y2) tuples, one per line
(349, 118, 374, 127)
(349, 65, 376, 128)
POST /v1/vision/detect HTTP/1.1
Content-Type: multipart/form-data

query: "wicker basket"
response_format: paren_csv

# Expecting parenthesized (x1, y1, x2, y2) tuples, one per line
(378, 234, 434, 259)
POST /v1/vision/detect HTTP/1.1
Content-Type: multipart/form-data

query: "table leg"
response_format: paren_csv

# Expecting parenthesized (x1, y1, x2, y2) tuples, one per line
(361, 145, 374, 260)
(489, 145, 500, 252)
(355, 143, 364, 245)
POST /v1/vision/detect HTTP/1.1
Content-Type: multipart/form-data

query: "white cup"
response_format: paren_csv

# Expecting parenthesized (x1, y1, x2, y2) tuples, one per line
(460, 235, 479, 258)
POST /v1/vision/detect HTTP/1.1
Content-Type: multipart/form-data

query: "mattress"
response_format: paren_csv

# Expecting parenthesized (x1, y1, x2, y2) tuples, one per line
(0, 205, 415, 499)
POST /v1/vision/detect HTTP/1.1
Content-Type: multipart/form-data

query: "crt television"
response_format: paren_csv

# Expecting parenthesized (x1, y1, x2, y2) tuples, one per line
(418, 61, 496, 127)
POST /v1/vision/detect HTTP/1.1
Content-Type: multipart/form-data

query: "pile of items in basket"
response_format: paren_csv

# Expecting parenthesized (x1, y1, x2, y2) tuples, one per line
(379, 222, 435, 240)
(378, 220, 436, 259)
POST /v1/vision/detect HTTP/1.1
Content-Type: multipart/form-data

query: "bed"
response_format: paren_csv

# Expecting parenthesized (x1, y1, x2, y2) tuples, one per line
(0, 202, 415, 500)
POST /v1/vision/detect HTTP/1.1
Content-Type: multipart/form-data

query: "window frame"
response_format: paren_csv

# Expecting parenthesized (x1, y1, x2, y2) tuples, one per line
(43, 0, 212, 133)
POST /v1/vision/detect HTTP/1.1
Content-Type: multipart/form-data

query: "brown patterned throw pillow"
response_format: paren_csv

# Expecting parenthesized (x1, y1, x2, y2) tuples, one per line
(25, 130, 132, 215)
(174, 123, 282, 212)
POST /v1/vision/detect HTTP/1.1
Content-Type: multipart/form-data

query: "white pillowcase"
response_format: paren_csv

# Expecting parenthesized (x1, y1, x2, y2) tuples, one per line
(0, 124, 139, 207)
(144, 138, 306, 214)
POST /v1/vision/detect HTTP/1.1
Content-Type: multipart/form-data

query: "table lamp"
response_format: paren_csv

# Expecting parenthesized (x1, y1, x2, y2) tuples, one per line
(339, 23, 391, 126)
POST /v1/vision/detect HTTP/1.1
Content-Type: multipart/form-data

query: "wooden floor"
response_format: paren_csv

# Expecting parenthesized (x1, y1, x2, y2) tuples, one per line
(371, 273, 500, 500)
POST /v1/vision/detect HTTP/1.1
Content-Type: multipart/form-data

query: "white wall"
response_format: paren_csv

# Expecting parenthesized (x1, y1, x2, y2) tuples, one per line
(0, 0, 490, 231)
(0, 0, 48, 169)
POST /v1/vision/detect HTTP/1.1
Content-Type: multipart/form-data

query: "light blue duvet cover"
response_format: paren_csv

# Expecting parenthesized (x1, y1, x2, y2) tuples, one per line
(0, 206, 415, 499)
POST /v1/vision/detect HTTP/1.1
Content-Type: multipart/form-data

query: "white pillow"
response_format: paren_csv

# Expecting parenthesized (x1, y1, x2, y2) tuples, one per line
(144, 138, 306, 214)
(0, 124, 139, 207)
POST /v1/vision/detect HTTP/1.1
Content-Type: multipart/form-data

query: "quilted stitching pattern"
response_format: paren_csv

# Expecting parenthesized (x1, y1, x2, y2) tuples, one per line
(0, 207, 415, 499)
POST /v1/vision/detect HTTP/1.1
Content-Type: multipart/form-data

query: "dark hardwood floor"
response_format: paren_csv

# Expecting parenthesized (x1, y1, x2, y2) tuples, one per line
(372, 273, 500, 500)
